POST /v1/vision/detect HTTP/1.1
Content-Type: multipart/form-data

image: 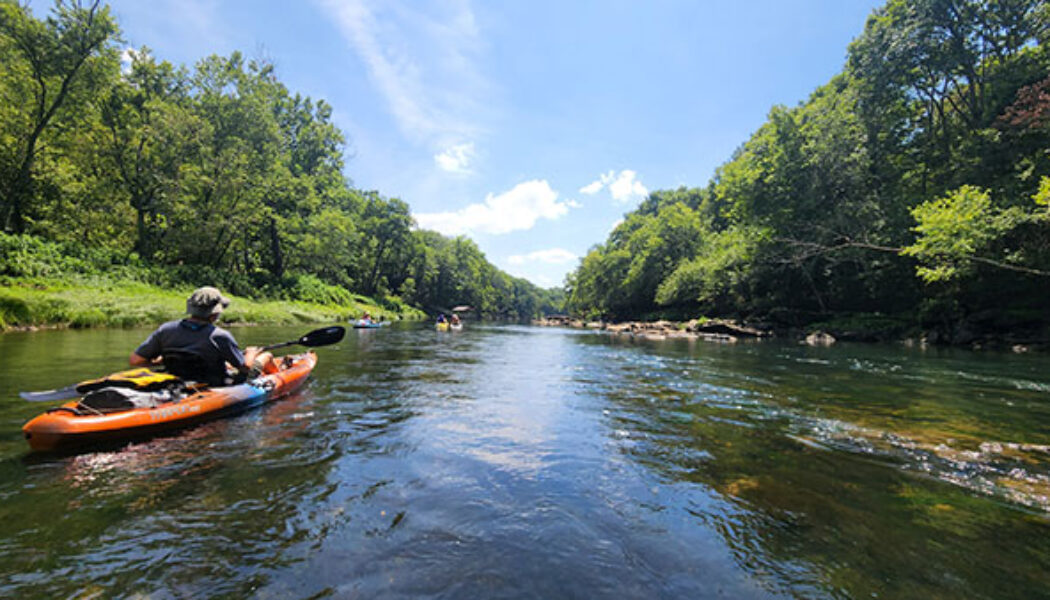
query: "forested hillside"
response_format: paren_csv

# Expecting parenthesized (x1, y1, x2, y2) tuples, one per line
(0, 1, 559, 322)
(567, 0, 1050, 344)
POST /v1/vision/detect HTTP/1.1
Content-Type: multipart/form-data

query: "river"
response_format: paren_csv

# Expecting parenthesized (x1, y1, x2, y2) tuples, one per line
(1, 323, 1049, 598)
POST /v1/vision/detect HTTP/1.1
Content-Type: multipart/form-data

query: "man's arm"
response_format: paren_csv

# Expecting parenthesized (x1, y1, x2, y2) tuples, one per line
(129, 352, 159, 367)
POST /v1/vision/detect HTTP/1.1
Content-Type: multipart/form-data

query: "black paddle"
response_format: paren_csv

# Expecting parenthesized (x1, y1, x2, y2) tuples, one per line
(19, 326, 346, 401)
(262, 325, 346, 350)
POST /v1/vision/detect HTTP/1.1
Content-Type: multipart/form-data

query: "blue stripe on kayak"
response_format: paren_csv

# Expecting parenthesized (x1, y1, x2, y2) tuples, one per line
(218, 383, 269, 410)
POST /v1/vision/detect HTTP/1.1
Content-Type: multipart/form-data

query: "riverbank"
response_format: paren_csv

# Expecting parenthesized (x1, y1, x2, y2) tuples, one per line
(532, 317, 772, 343)
(0, 279, 426, 331)
(533, 314, 1049, 352)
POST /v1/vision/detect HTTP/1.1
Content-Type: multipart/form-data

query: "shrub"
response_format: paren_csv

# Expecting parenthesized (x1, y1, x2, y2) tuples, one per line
(279, 274, 354, 305)
(0, 233, 90, 278)
(0, 293, 32, 326)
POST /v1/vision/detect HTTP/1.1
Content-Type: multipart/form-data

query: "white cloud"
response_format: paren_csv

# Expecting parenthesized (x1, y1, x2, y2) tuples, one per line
(579, 180, 604, 195)
(414, 180, 574, 235)
(434, 142, 475, 173)
(579, 169, 649, 204)
(316, 0, 488, 150)
(507, 248, 578, 266)
(120, 46, 138, 74)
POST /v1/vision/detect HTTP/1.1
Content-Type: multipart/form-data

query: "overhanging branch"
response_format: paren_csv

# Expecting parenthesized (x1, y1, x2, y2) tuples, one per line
(773, 237, 1050, 277)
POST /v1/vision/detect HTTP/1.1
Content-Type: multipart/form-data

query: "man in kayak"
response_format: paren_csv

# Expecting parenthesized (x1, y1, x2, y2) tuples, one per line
(129, 286, 276, 386)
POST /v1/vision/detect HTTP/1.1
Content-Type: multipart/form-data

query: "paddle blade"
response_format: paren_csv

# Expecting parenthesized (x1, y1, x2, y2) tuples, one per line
(298, 326, 346, 347)
(262, 325, 347, 351)
(20, 384, 79, 402)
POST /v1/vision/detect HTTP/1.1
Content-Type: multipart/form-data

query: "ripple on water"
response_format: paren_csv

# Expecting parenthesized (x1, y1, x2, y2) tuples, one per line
(792, 416, 1050, 512)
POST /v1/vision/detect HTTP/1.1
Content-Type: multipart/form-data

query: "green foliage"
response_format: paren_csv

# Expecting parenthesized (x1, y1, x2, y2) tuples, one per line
(403, 233, 546, 318)
(6, 1, 1046, 333)
(565, 0, 1050, 331)
(0, 0, 120, 233)
(903, 186, 1002, 282)
(276, 273, 355, 305)
(0, 232, 89, 277)
(0, 2, 547, 325)
(903, 183, 1049, 282)
(1035, 176, 1050, 208)
(655, 225, 763, 311)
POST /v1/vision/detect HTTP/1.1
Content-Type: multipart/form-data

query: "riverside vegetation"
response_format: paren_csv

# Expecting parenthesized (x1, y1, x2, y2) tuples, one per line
(565, 1, 1050, 349)
(1, 1, 1047, 343)
(0, 2, 562, 331)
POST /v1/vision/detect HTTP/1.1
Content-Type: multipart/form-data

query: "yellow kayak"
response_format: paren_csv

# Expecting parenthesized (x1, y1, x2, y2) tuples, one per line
(436, 322, 450, 331)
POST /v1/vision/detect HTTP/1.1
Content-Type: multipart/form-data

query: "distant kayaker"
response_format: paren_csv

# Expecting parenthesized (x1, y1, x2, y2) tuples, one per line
(129, 286, 277, 385)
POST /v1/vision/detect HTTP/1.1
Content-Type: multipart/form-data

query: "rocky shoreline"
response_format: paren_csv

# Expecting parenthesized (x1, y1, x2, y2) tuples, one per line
(531, 317, 1045, 352)
(531, 317, 772, 344)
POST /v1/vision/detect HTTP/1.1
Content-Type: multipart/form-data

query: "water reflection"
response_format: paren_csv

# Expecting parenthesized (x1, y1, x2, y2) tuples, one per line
(2, 324, 1050, 598)
(589, 335, 1050, 598)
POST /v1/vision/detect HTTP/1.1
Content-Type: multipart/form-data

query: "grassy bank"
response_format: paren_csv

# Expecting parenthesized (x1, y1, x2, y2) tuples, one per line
(0, 279, 425, 331)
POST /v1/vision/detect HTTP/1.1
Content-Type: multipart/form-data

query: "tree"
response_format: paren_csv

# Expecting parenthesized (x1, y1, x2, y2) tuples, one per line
(97, 47, 195, 257)
(0, 0, 118, 232)
(902, 181, 1050, 282)
(358, 192, 413, 295)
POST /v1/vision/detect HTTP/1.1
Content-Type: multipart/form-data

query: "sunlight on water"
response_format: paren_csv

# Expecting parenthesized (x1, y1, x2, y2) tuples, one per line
(792, 415, 1050, 512)
(2, 324, 1050, 598)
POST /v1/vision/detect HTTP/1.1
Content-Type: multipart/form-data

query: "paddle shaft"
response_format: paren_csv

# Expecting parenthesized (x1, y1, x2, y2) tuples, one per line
(262, 326, 345, 351)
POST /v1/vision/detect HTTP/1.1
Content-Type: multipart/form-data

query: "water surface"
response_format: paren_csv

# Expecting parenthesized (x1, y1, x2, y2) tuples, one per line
(1, 323, 1049, 598)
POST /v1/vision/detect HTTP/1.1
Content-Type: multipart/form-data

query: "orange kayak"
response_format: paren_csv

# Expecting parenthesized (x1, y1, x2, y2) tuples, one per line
(23, 352, 317, 452)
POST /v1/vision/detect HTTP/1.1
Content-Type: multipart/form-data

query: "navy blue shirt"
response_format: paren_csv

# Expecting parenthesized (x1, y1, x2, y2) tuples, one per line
(135, 319, 246, 384)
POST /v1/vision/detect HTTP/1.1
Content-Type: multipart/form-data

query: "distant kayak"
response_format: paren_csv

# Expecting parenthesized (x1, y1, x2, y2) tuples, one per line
(450, 323, 463, 331)
(353, 320, 389, 329)
(436, 322, 450, 331)
(22, 353, 317, 452)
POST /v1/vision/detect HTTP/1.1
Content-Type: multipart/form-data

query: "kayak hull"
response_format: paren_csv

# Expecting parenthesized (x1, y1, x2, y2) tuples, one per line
(22, 352, 317, 452)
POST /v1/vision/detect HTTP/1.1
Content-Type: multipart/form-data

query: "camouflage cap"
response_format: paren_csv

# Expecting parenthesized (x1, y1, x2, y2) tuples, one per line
(186, 286, 230, 318)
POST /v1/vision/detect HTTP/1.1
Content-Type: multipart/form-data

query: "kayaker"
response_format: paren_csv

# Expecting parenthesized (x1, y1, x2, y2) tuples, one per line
(129, 286, 277, 385)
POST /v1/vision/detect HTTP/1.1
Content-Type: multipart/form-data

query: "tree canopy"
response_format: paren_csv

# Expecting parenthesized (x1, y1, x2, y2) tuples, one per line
(0, 1, 558, 319)
(567, 0, 1050, 338)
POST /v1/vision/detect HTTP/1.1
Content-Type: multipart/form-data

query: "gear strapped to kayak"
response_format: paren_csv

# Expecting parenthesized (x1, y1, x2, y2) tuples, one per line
(74, 386, 180, 415)
(20, 326, 343, 452)
(23, 352, 319, 452)
(75, 368, 182, 393)
(20, 368, 182, 402)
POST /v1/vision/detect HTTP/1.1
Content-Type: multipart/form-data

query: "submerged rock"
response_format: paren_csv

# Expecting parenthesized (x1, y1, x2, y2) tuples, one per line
(806, 331, 836, 346)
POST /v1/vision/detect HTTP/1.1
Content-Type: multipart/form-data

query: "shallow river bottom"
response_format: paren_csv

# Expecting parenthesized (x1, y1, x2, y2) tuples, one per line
(1, 323, 1049, 599)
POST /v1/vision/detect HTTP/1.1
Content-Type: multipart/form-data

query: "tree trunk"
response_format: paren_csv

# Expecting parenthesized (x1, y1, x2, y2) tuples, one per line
(269, 216, 284, 278)
(368, 239, 388, 294)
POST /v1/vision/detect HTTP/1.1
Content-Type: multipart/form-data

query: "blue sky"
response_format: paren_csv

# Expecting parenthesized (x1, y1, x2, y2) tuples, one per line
(100, 0, 884, 288)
